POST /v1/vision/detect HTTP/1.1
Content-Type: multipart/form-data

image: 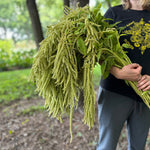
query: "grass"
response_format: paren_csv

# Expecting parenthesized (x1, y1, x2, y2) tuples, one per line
(0, 69, 37, 104)
(0, 66, 101, 106)
(17, 105, 45, 116)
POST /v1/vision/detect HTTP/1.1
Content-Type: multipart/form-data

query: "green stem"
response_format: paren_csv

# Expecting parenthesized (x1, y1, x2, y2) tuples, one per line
(100, 48, 150, 108)
(101, 48, 128, 66)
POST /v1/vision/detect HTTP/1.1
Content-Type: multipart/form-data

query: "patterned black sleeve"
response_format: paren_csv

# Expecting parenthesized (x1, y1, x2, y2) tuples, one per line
(104, 7, 115, 24)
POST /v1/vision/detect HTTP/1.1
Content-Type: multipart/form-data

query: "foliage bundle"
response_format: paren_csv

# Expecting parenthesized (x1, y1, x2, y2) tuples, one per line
(30, 4, 150, 141)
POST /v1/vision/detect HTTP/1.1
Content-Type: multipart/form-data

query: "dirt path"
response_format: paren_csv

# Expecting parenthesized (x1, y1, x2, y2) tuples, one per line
(0, 93, 149, 150)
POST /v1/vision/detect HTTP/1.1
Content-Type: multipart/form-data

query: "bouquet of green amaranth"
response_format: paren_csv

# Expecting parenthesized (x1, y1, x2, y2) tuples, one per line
(30, 4, 150, 141)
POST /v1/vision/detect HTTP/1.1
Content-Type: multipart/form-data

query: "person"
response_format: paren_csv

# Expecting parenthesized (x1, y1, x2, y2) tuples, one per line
(96, 0, 150, 150)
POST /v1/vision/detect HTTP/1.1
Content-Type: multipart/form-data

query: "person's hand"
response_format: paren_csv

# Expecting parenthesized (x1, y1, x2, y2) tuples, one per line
(137, 75, 150, 91)
(110, 63, 142, 81)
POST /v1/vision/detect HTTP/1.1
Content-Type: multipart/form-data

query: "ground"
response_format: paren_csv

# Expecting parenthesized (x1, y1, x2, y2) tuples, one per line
(0, 89, 150, 150)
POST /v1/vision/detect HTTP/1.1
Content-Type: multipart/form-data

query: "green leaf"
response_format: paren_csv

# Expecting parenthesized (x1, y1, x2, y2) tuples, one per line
(97, 50, 102, 60)
(101, 61, 107, 76)
(122, 43, 130, 49)
(21, 119, 29, 125)
(142, 91, 149, 95)
(9, 130, 13, 135)
(125, 80, 129, 86)
(93, 3, 102, 16)
(100, 56, 115, 79)
(77, 38, 87, 56)
(107, 34, 114, 39)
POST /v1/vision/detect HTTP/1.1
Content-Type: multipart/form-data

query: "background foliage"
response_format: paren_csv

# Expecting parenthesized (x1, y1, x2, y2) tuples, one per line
(0, 0, 122, 100)
(0, 0, 120, 100)
(0, 0, 63, 42)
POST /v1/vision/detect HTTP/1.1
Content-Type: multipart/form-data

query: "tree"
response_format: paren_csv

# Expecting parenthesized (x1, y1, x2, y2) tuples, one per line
(106, 0, 111, 8)
(37, 0, 63, 32)
(0, 0, 63, 47)
(0, 0, 34, 42)
(26, 0, 44, 49)
(63, 0, 70, 7)
(77, 0, 89, 7)
(63, 0, 70, 14)
(70, 0, 89, 8)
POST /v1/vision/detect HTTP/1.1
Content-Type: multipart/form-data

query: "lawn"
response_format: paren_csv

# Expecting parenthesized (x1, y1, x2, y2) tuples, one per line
(0, 64, 101, 104)
(0, 69, 37, 104)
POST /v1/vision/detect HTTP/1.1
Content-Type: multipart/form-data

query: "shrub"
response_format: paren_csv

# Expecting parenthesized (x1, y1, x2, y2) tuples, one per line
(0, 48, 36, 71)
(0, 40, 15, 71)
(0, 40, 14, 55)
(10, 49, 36, 69)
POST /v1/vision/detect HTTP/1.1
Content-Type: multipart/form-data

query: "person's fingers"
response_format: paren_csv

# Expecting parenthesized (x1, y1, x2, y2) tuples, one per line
(138, 74, 142, 81)
(121, 64, 142, 81)
(143, 85, 150, 91)
(138, 75, 146, 83)
(137, 75, 150, 91)
(137, 80, 148, 90)
(137, 65, 142, 72)
(129, 63, 140, 69)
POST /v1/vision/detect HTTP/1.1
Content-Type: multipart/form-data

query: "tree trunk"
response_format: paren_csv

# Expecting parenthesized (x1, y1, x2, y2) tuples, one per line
(106, 0, 111, 8)
(77, 0, 89, 7)
(71, 0, 89, 8)
(63, 0, 70, 15)
(63, 0, 70, 7)
(3, 26, 7, 39)
(26, 0, 44, 50)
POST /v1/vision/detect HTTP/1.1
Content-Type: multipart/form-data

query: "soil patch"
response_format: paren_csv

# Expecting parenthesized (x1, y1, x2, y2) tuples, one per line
(0, 90, 150, 150)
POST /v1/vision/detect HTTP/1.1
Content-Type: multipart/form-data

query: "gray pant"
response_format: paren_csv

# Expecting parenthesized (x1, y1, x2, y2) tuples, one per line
(96, 87, 150, 150)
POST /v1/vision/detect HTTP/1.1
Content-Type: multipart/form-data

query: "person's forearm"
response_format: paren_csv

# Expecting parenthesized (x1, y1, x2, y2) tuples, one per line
(109, 64, 142, 81)
(110, 66, 122, 79)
